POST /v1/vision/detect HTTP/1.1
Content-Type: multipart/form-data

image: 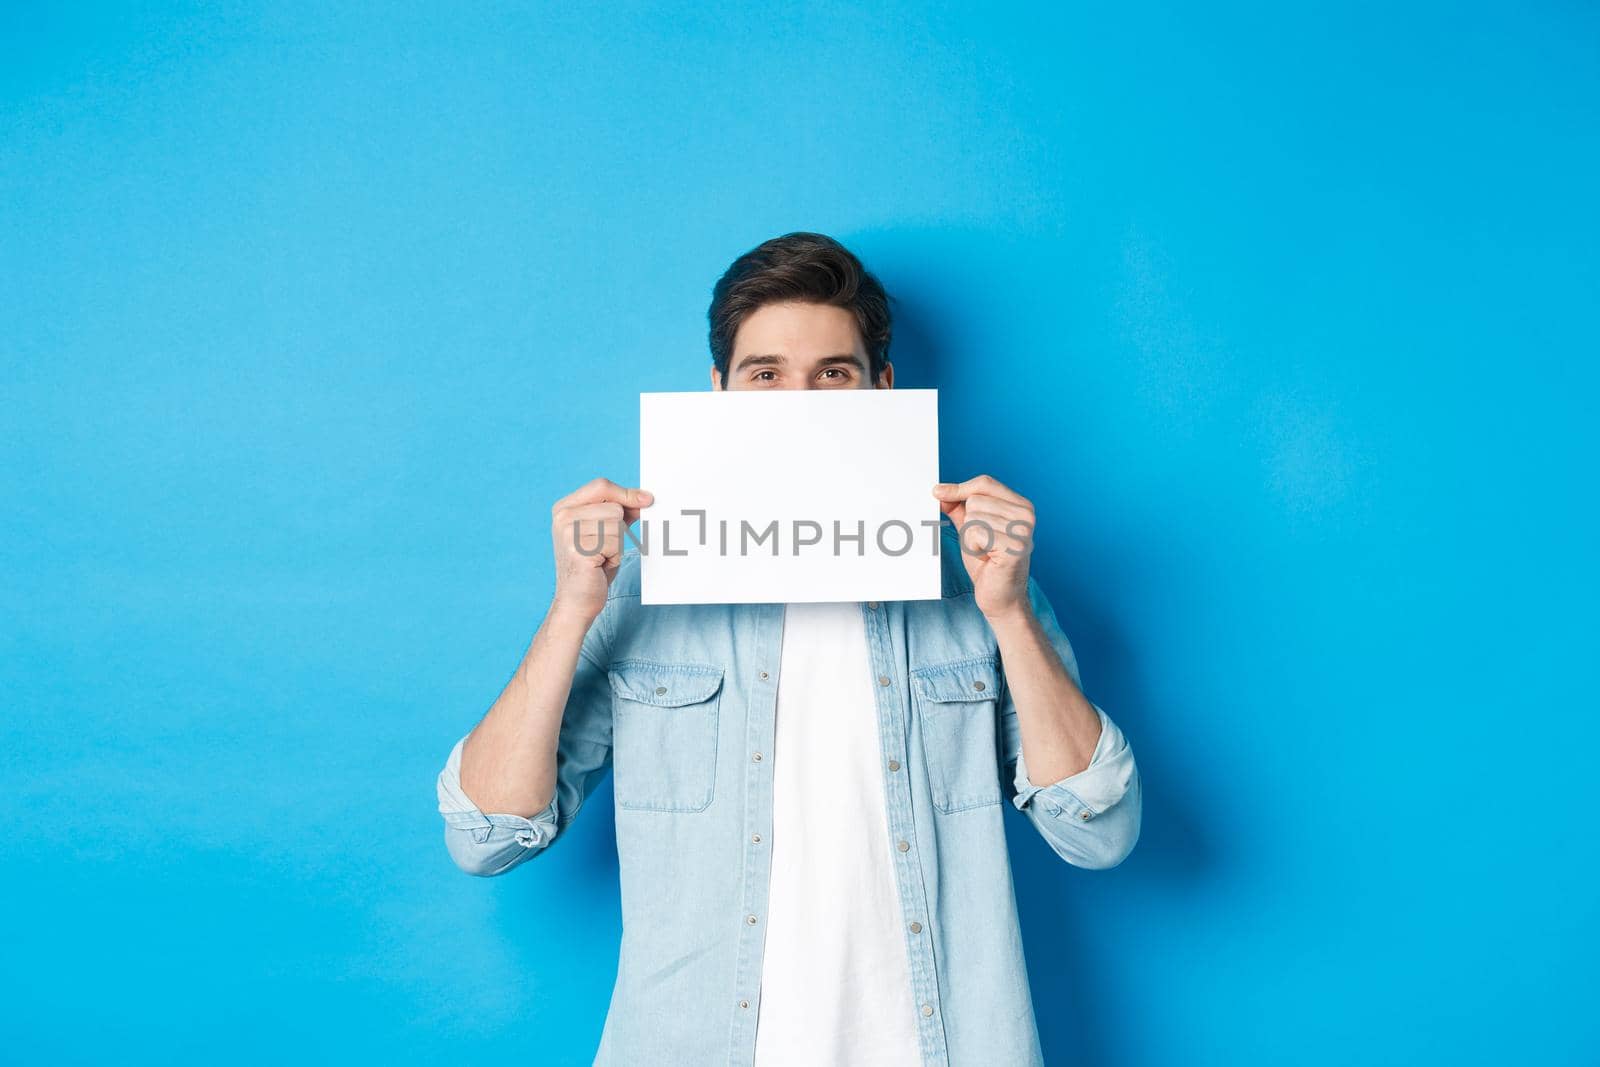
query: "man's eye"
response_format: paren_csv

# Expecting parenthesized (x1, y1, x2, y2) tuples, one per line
(754, 371, 777, 382)
(820, 368, 849, 380)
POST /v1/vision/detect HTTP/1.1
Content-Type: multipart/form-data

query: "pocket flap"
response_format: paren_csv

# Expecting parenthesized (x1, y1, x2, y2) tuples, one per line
(609, 660, 725, 706)
(912, 658, 1001, 703)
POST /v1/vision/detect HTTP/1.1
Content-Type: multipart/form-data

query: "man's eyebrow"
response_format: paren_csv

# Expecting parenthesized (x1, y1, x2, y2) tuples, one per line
(733, 354, 787, 370)
(732, 352, 868, 372)
(813, 353, 867, 368)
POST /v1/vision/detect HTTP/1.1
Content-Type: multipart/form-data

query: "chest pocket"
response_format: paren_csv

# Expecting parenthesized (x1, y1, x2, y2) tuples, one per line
(608, 660, 724, 813)
(912, 657, 1003, 813)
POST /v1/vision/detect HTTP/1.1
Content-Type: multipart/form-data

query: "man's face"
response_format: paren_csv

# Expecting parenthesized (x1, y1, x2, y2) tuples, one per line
(714, 301, 893, 391)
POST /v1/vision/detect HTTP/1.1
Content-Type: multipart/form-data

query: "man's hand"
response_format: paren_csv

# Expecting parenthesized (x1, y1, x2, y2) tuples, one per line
(550, 477, 653, 625)
(932, 475, 1036, 623)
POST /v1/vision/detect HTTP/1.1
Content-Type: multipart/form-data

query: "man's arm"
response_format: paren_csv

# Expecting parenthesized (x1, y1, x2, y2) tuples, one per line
(933, 476, 1141, 868)
(436, 478, 649, 876)
(457, 604, 603, 819)
(987, 601, 1102, 784)
(995, 577, 1141, 868)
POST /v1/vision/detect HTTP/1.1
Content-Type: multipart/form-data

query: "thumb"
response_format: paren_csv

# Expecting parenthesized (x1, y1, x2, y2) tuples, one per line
(619, 487, 654, 522)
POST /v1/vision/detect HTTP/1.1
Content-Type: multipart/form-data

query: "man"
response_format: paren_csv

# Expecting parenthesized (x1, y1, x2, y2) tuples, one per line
(435, 232, 1141, 1066)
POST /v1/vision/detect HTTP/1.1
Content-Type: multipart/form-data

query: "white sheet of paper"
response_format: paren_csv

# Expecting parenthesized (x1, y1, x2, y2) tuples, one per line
(638, 389, 943, 605)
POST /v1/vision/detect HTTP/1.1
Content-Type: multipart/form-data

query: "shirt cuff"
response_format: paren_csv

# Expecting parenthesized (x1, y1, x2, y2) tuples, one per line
(436, 734, 559, 849)
(1011, 704, 1136, 823)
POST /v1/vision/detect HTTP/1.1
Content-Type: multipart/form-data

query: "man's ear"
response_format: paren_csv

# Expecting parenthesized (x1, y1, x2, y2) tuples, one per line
(709, 364, 724, 391)
(875, 362, 894, 389)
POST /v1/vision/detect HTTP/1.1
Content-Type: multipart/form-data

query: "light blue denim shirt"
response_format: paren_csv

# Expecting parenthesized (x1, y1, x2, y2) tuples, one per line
(436, 528, 1141, 1066)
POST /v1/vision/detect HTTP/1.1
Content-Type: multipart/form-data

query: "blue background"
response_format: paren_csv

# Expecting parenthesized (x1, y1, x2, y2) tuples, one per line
(4, 4, 1597, 1064)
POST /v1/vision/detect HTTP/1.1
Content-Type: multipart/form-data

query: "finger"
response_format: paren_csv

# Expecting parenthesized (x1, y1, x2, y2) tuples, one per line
(986, 515, 1035, 556)
(961, 495, 1034, 522)
(932, 475, 1026, 506)
(561, 502, 626, 522)
(957, 516, 999, 558)
(962, 507, 1027, 536)
(555, 477, 655, 512)
(597, 520, 627, 562)
(569, 517, 611, 558)
(570, 516, 628, 560)
(556, 493, 649, 527)
(960, 504, 1035, 552)
(558, 502, 626, 546)
(554, 502, 623, 542)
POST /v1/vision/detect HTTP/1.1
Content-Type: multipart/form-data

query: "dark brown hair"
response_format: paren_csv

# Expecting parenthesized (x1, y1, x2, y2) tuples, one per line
(708, 232, 892, 385)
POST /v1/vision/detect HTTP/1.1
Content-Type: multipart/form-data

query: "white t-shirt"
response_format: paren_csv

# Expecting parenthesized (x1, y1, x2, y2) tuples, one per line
(752, 601, 922, 1067)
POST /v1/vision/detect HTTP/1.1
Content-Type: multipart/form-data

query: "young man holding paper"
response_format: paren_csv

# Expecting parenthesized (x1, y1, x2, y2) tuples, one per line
(436, 233, 1141, 1066)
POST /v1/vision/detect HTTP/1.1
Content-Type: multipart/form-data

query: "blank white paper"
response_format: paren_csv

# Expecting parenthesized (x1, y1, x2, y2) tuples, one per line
(638, 389, 943, 605)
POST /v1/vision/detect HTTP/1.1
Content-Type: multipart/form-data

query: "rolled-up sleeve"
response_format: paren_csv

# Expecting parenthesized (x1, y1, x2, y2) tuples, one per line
(436, 734, 564, 876)
(435, 599, 617, 877)
(1003, 578, 1142, 870)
